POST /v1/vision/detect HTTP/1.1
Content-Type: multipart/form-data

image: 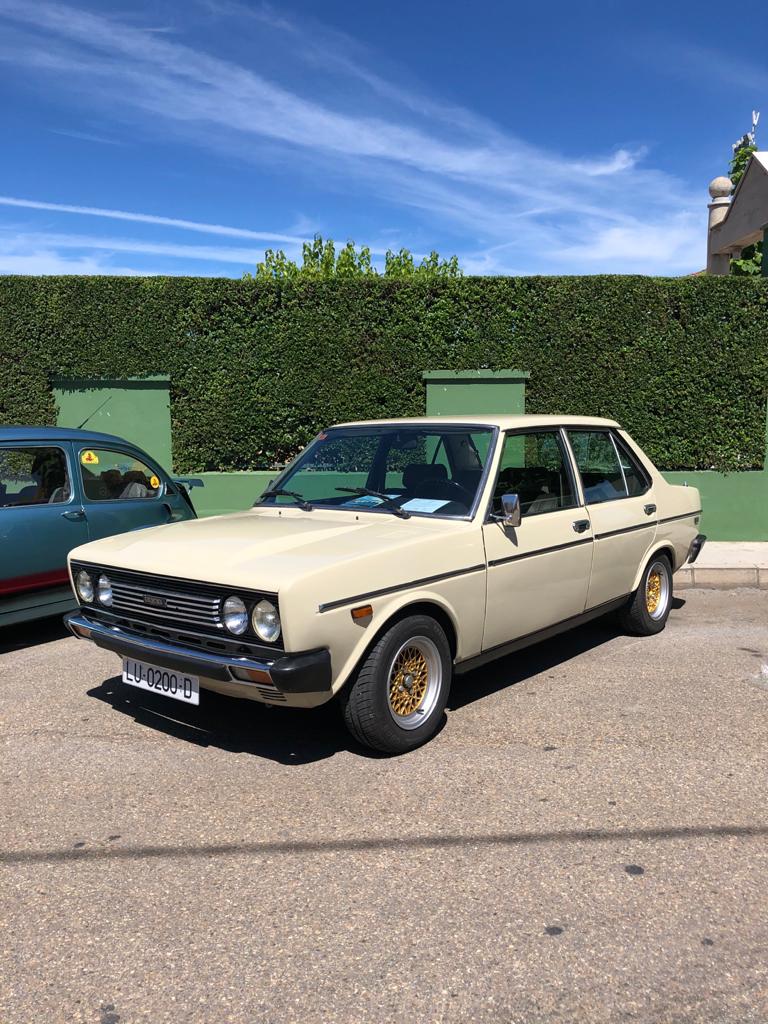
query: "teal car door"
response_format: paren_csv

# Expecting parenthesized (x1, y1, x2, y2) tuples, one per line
(76, 443, 194, 542)
(0, 441, 88, 599)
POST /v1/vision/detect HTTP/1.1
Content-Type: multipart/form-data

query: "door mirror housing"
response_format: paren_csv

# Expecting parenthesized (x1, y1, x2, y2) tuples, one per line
(492, 492, 521, 527)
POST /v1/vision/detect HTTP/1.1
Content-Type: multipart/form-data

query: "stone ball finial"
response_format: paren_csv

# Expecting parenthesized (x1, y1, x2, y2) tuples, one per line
(709, 176, 732, 199)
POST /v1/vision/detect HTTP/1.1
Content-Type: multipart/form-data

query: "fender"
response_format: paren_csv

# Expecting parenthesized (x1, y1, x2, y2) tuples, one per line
(329, 587, 466, 696)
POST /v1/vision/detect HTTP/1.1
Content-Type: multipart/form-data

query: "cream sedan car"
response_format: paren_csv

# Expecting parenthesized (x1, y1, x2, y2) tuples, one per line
(65, 416, 705, 753)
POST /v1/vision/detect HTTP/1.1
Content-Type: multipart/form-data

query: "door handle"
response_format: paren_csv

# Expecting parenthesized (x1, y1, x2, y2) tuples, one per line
(163, 502, 184, 523)
(61, 509, 86, 521)
(572, 519, 590, 533)
(643, 503, 657, 516)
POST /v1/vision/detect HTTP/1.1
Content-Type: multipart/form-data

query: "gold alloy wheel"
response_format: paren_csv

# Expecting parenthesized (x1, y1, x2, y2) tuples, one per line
(389, 645, 429, 717)
(646, 568, 662, 615)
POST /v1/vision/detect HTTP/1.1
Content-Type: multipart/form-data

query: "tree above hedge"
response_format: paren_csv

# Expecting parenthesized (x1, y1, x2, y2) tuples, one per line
(246, 236, 462, 280)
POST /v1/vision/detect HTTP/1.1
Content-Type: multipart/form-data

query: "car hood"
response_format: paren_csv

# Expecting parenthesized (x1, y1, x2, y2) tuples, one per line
(68, 507, 469, 593)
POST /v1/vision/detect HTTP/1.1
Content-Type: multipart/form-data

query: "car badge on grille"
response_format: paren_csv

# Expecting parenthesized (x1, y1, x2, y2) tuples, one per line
(143, 594, 167, 609)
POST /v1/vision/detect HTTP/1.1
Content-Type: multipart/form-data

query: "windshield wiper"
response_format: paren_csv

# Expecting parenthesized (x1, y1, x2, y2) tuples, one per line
(336, 487, 411, 519)
(258, 488, 313, 511)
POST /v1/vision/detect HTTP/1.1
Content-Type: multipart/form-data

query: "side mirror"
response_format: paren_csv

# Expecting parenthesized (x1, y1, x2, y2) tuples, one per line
(499, 492, 521, 528)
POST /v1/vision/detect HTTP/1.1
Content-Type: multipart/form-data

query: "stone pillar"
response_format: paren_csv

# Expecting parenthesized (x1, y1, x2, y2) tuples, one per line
(707, 176, 733, 275)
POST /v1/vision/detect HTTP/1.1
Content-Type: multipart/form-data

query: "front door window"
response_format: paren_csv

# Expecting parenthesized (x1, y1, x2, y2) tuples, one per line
(492, 431, 577, 517)
(78, 449, 163, 502)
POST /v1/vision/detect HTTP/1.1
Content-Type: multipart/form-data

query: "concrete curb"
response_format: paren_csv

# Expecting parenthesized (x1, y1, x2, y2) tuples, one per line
(676, 566, 768, 589)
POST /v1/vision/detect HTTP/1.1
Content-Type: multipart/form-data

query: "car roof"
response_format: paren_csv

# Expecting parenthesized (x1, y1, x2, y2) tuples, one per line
(331, 414, 621, 430)
(0, 425, 136, 446)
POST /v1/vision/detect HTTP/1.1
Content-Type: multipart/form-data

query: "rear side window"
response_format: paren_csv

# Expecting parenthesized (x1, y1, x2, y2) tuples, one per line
(614, 435, 650, 496)
(79, 448, 162, 501)
(568, 430, 648, 503)
(0, 447, 71, 506)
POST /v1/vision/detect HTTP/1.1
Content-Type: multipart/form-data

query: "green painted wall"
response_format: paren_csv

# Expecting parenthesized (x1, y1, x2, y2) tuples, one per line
(423, 369, 529, 416)
(193, 472, 274, 517)
(65, 370, 762, 542)
(53, 376, 173, 471)
(664, 471, 768, 541)
(190, 469, 767, 541)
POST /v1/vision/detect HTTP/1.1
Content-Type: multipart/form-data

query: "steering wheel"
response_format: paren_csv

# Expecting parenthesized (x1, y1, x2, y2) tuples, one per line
(444, 478, 475, 502)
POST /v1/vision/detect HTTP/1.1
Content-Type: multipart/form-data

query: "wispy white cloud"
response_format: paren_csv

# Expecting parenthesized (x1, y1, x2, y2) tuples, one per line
(0, 240, 145, 275)
(48, 128, 124, 145)
(0, 195, 304, 244)
(0, 0, 705, 274)
(8, 229, 292, 266)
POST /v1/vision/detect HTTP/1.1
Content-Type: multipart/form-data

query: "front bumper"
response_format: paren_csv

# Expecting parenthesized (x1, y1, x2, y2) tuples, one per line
(64, 612, 332, 694)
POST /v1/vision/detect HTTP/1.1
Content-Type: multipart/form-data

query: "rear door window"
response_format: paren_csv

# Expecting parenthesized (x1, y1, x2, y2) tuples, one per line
(613, 435, 651, 496)
(0, 447, 72, 506)
(79, 448, 162, 501)
(567, 430, 628, 504)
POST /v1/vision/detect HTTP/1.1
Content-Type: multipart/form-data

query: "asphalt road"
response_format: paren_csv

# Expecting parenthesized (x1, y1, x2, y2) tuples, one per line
(2, 590, 767, 1024)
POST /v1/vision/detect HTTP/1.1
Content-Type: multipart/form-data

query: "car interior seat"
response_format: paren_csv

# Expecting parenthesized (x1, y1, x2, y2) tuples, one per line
(119, 481, 149, 499)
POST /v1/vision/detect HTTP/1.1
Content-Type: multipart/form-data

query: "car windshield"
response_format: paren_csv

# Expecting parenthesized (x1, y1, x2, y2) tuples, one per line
(256, 425, 495, 519)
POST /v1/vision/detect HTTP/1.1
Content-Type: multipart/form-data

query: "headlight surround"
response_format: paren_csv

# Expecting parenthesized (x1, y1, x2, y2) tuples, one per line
(252, 599, 281, 643)
(76, 570, 94, 604)
(222, 595, 248, 634)
(96, 574, 113, 606)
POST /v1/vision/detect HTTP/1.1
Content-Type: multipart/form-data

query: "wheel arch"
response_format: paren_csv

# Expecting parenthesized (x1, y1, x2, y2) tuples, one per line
(631, 541, 676, 592)
(333, 595, 459, 695)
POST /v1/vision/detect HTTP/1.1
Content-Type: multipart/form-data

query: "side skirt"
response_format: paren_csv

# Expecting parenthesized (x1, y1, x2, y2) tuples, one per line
(454, 595, 630, 675)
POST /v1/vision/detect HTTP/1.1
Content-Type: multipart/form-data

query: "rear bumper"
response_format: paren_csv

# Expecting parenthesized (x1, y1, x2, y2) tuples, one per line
(686, 534, 707, 565)
(64, 612, 332, 694)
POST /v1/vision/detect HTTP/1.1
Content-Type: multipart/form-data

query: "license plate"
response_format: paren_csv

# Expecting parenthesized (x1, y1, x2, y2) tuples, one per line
(122, 658, 200, 705)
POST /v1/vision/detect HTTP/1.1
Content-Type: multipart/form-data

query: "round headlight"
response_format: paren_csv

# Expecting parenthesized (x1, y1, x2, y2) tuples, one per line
(252, 599, 281, 643)
(222, 595, 248, 634)
(97, 574, 113, 606)
(76, 570, 94, 604)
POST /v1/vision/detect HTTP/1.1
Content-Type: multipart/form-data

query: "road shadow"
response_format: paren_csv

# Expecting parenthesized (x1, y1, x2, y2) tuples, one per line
(5, 822, 766, 867)
(449, 601, 690, 711)
(0, 614, 70, 654)
(83, 600, 687, 761)
(86, 675, 375, 766)
(449, 617, 622, 711)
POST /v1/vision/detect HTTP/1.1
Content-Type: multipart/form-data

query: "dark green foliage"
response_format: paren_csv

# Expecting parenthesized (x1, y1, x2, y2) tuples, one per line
(1, 275, 766, 473)
(728, 141, 763, 276)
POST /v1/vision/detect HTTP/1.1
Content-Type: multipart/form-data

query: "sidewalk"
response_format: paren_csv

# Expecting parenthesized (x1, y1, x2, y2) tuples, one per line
(677, 542, 768, 589)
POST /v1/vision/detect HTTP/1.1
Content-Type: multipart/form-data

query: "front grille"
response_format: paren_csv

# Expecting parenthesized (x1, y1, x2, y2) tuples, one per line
(110, 577, 222, 630)
(72, 561, 282, 652)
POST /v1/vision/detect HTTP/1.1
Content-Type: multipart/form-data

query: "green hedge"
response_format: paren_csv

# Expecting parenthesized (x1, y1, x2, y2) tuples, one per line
(1, 275, 767, 472)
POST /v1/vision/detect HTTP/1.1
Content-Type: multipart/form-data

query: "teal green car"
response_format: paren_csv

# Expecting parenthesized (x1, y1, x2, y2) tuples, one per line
(0, 427, 199, 628)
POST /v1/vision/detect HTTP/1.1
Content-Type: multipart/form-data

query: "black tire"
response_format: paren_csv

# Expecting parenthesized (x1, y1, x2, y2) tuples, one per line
(340, 614, 452, 754)
(619, 552, 673, 636)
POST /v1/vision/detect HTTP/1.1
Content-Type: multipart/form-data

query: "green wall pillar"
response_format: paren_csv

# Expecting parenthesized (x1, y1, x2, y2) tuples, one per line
(53, 376, 173, 470)
(423, 369, 529, 416)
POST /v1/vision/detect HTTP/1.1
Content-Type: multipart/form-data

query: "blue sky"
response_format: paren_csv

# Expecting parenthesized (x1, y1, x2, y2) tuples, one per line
(0, 0, 765, 276)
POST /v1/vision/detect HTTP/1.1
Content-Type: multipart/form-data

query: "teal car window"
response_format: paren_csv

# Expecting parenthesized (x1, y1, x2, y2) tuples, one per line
(0, 447, 71, 506)
(79, 448, 162, 501)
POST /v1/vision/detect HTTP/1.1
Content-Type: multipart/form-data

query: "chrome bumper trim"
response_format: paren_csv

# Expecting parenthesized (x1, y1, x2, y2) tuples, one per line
(65, 612, 274, 685)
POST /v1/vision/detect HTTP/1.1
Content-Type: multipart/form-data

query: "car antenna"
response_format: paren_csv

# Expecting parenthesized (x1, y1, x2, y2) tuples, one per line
(77, 396, 113, 429)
